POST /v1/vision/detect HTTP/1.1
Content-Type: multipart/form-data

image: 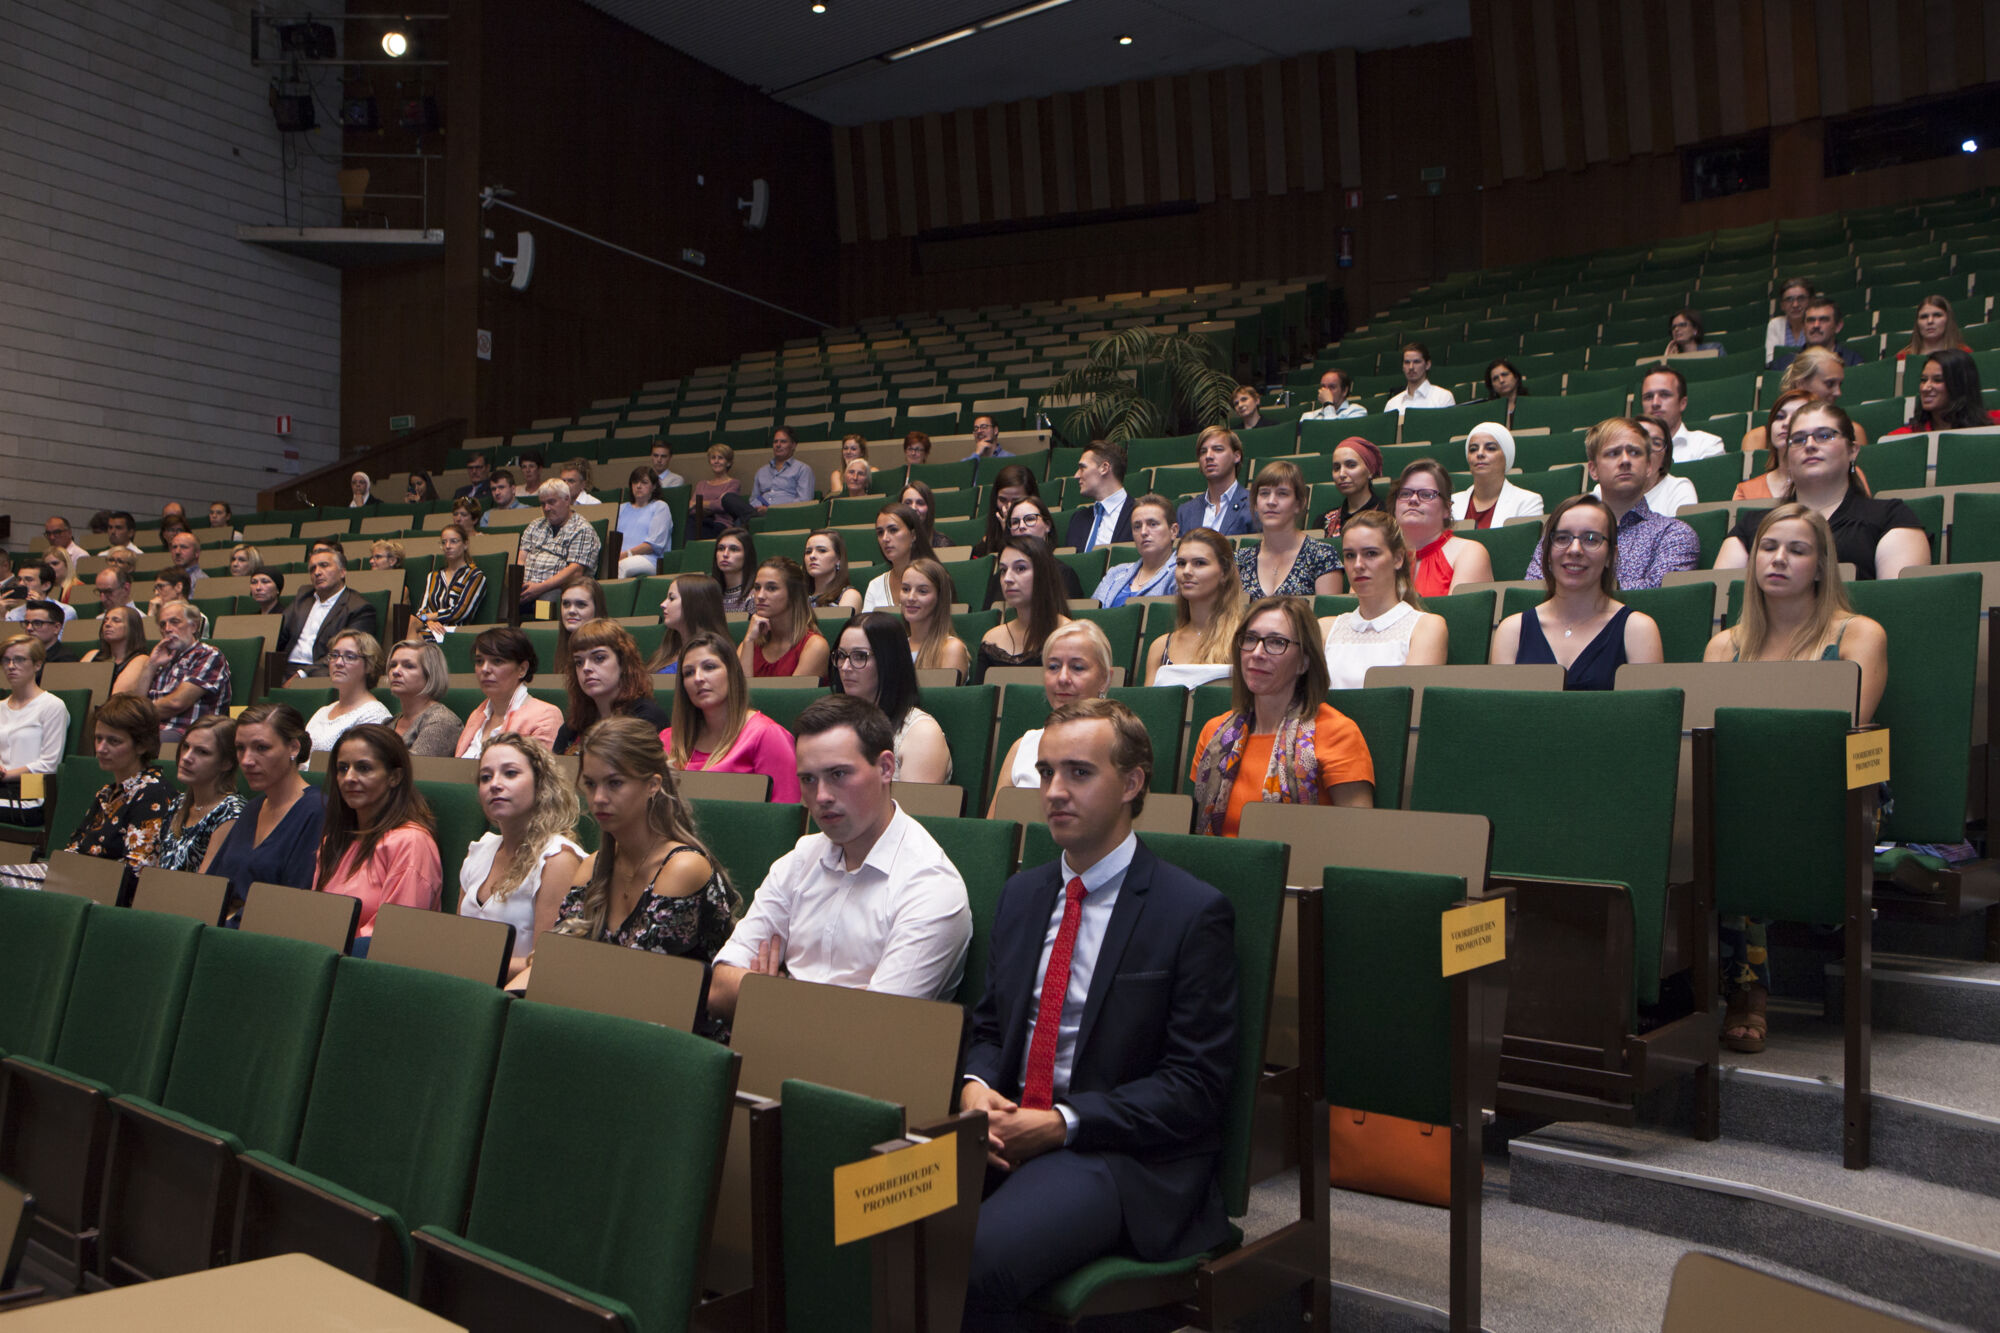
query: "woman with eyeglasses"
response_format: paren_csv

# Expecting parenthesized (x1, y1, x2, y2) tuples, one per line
(975, 535, 1072, 685)
(1144, 529, 1245, 689)
(1715, 402, 1930, 582)
(804, 529, 865, 611)
(988, 619, 1115, 814)
(0, 633, 76, 829)
(974, 464, 1039, 557)
(982, 497, 1083, 607)
(832, 612, 951, 783)
(1317, 512, 1448, 691)
(305, 629, 393, 753)
(616, 466, 674, 578)
(1491, 496, 1663, 690)
(861, 502, 934, 612)
(1764, 277, 1816, 367)
(899, 557, 971, 678)
(1703, 503, 1889, 1054)
(1238, 461, 1344, 599)
(1664, 308, 1724, 357)
(1390, 459, 1493, 598)
(1189, 596, 1374, 837)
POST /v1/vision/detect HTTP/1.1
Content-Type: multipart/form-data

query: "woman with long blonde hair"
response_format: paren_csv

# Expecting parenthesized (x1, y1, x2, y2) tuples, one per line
(457, 733, 585, 982)
(898, 557, 971, 677)
(547, 717, 735, 968)
(1144, 528, 1247, 689)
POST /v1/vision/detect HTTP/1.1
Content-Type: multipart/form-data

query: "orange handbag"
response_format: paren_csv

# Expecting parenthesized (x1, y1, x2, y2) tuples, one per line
(1326, 1106, 1451, 1208)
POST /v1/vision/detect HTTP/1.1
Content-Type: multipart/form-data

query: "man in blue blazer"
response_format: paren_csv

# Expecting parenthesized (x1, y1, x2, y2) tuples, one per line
(1174, 425, 1256, 537)
(959, 699, 1238, 1322)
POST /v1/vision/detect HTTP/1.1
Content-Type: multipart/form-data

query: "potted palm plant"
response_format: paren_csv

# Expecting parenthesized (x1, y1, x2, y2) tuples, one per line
(1045, 326, 1240, 445)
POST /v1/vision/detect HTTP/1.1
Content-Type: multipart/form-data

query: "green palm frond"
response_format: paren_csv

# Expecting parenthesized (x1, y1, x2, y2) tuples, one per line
(1050, 327, 1241, 440)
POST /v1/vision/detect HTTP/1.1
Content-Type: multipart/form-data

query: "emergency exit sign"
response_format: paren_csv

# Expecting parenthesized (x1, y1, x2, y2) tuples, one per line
(389, 415, 416, 432)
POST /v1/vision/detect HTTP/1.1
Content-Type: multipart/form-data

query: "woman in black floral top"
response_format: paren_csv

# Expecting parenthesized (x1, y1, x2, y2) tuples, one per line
(543, 718, 736, 966)
(66, 696, 177, 868)
(155, 715, 247, 873)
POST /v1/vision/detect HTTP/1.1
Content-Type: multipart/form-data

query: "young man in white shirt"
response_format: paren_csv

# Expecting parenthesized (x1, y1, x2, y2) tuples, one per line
(707, 694, 971, 1022)
(98, 511, 143, 558)
(481, 470, 526, 526)
(1175, 426, 1254, 537)
(1384, 343, 1456, 411)
(648, 442, 688, 490)
(1598, 416, 1698, 517)
(1639, 367, 1725, 461)
(1065, 443, 1132, 551)
(1300, 368, 1367, 420)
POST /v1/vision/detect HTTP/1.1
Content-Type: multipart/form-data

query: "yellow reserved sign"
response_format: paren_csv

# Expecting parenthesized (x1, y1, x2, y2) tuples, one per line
(18, 773, 44, 801)
(229, 705, 249, 718)
(1441, 900, 1505, 977)
(1846, 730, 1888, 790)
(831, 1132, 956, 1246)
(533, 601, 553, 620)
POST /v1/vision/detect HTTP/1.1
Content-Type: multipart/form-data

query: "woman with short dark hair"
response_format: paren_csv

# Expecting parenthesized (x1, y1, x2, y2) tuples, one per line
(65, 693, 176, 864)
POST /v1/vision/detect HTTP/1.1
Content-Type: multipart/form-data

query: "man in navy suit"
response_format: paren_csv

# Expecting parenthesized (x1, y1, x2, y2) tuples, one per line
(1174, 425, 1256, 537)
(959, 698, 1237, 1322)
(1062, 442, 1134, 552)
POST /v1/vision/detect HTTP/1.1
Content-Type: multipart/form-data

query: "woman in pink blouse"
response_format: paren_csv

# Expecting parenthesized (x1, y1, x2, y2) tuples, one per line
(315, 724, 442, 948)
(455, 626, 564, 758)
(661, 632, 801, 802)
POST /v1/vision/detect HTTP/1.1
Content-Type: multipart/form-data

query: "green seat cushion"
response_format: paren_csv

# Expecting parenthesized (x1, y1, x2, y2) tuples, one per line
(413, 1226, 638, 1333)
(1028, 1223, 1241, 1319)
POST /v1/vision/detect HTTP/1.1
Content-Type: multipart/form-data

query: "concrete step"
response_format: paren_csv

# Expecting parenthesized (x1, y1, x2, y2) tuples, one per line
(1509, 1121, 2000, 1328)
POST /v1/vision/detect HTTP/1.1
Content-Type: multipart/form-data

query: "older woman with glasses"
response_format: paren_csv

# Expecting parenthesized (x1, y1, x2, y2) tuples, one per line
(1189, 596, 1374, 837)
(305, 630, 392, 752)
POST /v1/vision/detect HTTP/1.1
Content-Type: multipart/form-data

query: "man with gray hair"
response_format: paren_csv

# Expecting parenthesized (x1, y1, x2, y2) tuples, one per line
(518, 477, 601, 609)
(118, 600, 231, 740)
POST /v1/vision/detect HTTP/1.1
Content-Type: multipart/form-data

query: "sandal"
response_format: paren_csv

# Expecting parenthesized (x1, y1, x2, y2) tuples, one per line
(1722, 985, 1768, 1054)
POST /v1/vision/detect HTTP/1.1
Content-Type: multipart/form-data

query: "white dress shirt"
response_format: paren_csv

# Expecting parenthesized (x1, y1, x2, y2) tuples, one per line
(1671, 424, 1726, 461)
(1321, 600, 1422, 692)
(1201, 482, 1245, 532)
(1301, 401, 1368, 420)
(1013, 832, 1138, 1138)
(288, 586, 345, 666)
(1594, 472, 1698, 518)
(5, 602, 77, 624)
(1084, 488, 1130, 550)
(1385, 382, 1457, 411)
(714, 804, 972, 1001)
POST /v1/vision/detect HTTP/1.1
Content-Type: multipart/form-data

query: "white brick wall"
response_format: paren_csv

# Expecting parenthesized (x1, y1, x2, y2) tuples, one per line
(0, 0, 341, 551)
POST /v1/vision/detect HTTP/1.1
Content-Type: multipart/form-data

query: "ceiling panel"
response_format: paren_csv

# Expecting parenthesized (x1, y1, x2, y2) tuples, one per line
(579, 0, 1471, 125)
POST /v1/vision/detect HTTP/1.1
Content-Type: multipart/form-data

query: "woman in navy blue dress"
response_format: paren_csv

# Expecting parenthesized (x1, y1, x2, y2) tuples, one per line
(1490, 496, 1663, 690)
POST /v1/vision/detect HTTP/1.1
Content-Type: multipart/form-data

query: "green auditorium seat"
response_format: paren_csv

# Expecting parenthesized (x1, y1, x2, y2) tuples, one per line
(687, 799, 805, 904)
(1855, 435, 1927, 491)
(918, 684, 997, 811)
(1676, 452, 1748, 504)
(1431, 589, 1498, 665)
(771, 1080, 913, 1333)
(1950, 493, 2000, 562)
(1018, 828, 1292, 1328)
(1514, 391, 1643, 438)
(1456, 521, 1544, 583)
(0, 887, 90, 1062)
(0, 905, 203, 1282)
(417, 779, 490, 900)
(230, 958, 510, 1292)
(914, 814, 1018, 1011)
(97, 930, 340, 1282)
(209, 638, 265, 708)
(410, 1003, 739, 1333)
(1934, 432, 2000, 487)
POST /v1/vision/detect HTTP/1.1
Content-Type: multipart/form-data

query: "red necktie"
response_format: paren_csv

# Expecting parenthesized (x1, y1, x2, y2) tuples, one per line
(1021, 876, 1088, 1111)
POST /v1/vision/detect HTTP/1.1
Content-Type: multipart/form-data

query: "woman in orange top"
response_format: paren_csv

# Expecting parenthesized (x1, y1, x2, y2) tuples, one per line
(1189, 595, 1374, 837)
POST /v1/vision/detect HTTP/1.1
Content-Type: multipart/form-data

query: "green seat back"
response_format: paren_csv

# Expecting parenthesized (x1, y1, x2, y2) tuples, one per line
(1018, 827, 1285, 1219)
(688, 799, 805, 903)
(1510, 469, 1586, 516)
(47, 754, 113, 855)
(416, 780, 491, 899)
(1712, 709, 1853, 927)
(1676, 453, 1745, 504)
(1953, 492, 2000, 563)
(291, 958, 509, 1231)
(914, 815, 1019, 1009)
(160, 930, 339, 1157)
(1322, 866, 1466, 1125)
(919, 685, 997, 815)
(1409, 687, 1681, 1007)
(52, 907, 203, 1098)
(1430, 589, 1496, 665)
(778, 1080, 904, 1333)
(209, 637, 264, 708)
(745, 689, 819, 736)
(1066, 605, 1142, 676)
(1847, 572, 1979, 842)
(1455, 521, 1543, 583)
(938, 556, 993, 606)
(1937, 433, 2000, 488)
(993, 684, 1054, 803)
(1680, 507, 1730, 569)
(1855, 434, 1926, 491)
(456, 1003, 738, 1333)
(0, 888, 91, 1061)
(49, 688, 90, 756)
(1053, 548, 1109, 599)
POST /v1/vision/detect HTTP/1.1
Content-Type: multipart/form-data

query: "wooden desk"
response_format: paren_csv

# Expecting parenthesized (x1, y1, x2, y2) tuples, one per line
(1, 1253, 463, 1330)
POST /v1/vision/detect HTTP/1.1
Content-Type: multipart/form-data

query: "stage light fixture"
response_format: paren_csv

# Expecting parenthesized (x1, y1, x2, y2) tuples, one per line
(382, 30, 409, 57)
(1964, 138, 1980, 153)
(1117, 34, 1133, 44)
(812, 2, 826, 11)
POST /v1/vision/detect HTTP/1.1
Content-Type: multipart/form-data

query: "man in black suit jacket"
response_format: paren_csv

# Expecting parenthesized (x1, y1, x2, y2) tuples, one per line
(959, 698, 1237, 1322)
(453, 452, 493, 502)
(275, 548, 380, 679)
(1062, 441, 1135, 552)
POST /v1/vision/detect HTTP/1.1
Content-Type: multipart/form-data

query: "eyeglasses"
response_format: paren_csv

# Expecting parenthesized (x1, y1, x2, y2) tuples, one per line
(326, 650, 367, 663)
(1549, 531, 1609, 550)
(1394, 487, 1443, 505)
(1790, 427, 1846, 445)
(23, 619, 54, 629)
(831, 649, 873, 667)
(1238, 633, 1298, 657)
(2, 656, 33, 668)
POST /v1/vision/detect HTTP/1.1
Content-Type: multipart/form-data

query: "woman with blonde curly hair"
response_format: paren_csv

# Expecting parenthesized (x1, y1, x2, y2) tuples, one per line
(457, 732, 586, 982)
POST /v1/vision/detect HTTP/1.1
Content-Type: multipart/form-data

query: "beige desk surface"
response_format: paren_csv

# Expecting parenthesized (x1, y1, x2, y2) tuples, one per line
(1, 1253, 464, 1330)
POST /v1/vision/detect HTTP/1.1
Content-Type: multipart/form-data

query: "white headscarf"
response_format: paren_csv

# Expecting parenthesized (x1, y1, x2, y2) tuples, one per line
(1466, 422, 1515, 470)
(349, 472, 373, 508)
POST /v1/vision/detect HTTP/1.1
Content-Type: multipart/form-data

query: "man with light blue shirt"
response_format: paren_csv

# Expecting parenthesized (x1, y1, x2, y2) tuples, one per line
(748, 427, 815, 514)
(1174, 426, 1254, 536)
(1300, 368, 1367, 420)
(1064, 442, 1131, 551)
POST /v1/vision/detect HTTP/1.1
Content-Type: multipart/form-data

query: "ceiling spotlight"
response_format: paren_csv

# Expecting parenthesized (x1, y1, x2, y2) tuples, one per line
(1117, 34, 1133, 44)
(811, 2, 826, 11)
(381, 30, 409, 57)
(1964, 138, 1979, 154)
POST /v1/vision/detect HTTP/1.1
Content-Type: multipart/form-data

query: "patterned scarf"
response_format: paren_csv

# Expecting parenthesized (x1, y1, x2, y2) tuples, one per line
(1192, 708, 1321, 835)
